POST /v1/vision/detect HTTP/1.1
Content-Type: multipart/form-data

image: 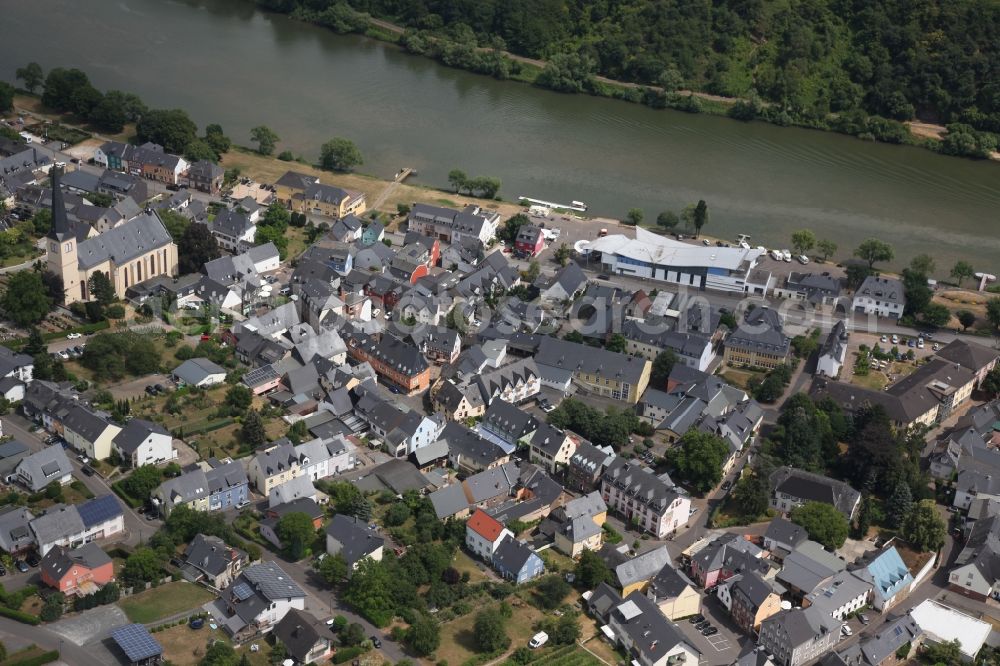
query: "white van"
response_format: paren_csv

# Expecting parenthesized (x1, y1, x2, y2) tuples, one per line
(528, 632, 549, 649)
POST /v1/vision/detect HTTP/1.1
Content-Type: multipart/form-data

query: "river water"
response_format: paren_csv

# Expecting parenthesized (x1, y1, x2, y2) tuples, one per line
(3, 0, 999, 271)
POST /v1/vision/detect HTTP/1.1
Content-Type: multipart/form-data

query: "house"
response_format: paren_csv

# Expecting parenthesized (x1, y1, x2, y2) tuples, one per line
(763, 518, 808, 561)
(803, 569, 871, 621)
(268, 476, 318, 508)
(355, 394, 443, 458)
(607, 591, 702, 666)
(294, 434, 355, 482)
(538, 262, 588, 304)
(616, 546, 671, 596)
(730, 570, 783, 634)
(205, 459, 250, 513)
(723, 307, 790, 370)
(514, 224, 545, 258)
(769, 467, 861, 520)
(302, 182, 366, 219)
(182, 159, 225, 194)
(948, 513, 1000, 601)
(209, 209, 257, 252)
(39, 543, 114, 595)
(773, 272, 843, 306)
(567, 441, 616, 492)
(935, 338, 1000, 389)
(816, 320, 849, 378)
(172, 357, 227, 387)
(14, 446, 73, 492)
(128, 142, 189, 185)
(776, 541, 847, 600)
(58, 401, 122, 461)
(211, 561, 307, 641)
(601, 458, 691, 539)
(688, 533, 766, 589)
(407, 203, 500, 244)
(154, 468, 209, 516)
(757, 606, 842, 666)
(408, 325, 462, 365)
(534, 336, 652, 404)
(832, 613, 921, 666)
(646, 562, 701, 621)
(272, 608, 334, 665)
(342, 328, 430, 394)
(274, 171, 319, 208)
(861, 545, 914, 612)
(329, 214, 364, 242)
(94, 141, 130, 170)
(249, 443, 302, 495)
(551, 491, 607, 558)
(477, 400, 539, 453)
(179, 534, 249, 589)
(0, 346, 33, 383)
(621, 321, 716, 373)
(528, 422, 577, 474)
(466, 509, 513, 562)
(30, 495, 125, 556)
(909, 599, 991, 662)
(0, 441, 28, 481)
(492, 535, 545, 583)
(0, 506, 35, 556)
(112, 418, 174, 468)
(852, 276, 905, 319)
(325, 514, 385, 570)
(443, 422, 511, 475)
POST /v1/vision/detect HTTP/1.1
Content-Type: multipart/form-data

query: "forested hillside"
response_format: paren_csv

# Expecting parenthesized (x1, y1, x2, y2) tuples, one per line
(258, 0, 1000, 135)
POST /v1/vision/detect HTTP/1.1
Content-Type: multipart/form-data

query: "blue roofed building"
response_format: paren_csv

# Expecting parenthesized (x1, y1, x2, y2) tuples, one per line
(860, 545, 914, 613)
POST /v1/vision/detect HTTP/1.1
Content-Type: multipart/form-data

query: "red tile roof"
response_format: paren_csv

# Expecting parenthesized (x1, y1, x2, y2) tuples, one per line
(467, 509, 505, 542)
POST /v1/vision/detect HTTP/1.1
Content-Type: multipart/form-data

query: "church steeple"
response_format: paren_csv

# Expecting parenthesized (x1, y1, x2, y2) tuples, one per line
(48, 166, 72, 241)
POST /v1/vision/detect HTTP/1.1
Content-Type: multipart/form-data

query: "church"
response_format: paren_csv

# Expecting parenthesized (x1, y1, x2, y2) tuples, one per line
(47, 167, 178, 304)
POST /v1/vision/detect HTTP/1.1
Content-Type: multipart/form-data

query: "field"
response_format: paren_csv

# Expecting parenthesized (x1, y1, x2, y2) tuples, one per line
(153, 624, 269, 666)
(434, 597, 546, 666)
(502, 643, 604, 666)
(119, 581, 215, 624)
(450, 550, 491, 584)
(718, 366, 765, 390)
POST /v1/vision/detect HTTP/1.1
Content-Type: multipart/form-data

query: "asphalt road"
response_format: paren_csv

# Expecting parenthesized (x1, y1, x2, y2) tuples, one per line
(0, 616, 107, 666)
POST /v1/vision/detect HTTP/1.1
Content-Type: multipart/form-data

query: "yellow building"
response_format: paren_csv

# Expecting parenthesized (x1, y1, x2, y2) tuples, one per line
(47, 168, 177, 304)
(647, 566, 702, 621)
(723, 307, 790, 370)
(274, 170, 366, 220)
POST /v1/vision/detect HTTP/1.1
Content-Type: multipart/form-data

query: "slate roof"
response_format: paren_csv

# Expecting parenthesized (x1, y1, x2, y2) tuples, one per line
(14, 446, 72, 491)
(0, 506, 35, 553)
(726, 307, 789, 356)
(60, 403, 116, 443)
(443, 422, 508, 469)
(76, 211, 173, 270)
(159, 468, 209, 504)
(764, 517, 809, 550)
(492, 535, 539, 575)
(616, 545, 671, 589)
(183, 533, 246, 578)
(611, 591, 696, 664)
(206, 460, 248, 494)
(647, 562, 697, 602)
(30, 505, 85, 546)
(112, 418, 171, 455)
(534, 336, 649, 386)
(770, 466, 861, 518)
(429, 482, 470, 519)
(936, 339, 999, 373)
(40, 542, 111, 582)
(325, 514, 384, 567)
(173, 357, 227, 386)
(855, 275, 905, 306)
(601, 458, 680, 514)
(272, 608, 329, 663)
(254, 443, 299, 477)
(530, 422, 569, 457)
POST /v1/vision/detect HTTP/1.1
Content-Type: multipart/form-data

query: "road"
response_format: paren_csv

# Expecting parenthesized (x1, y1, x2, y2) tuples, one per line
(0, 616, 107, 666)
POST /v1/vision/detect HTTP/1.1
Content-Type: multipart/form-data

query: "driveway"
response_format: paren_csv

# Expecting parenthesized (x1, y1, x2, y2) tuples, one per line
(106, 373, 171, 400)
(48, 605, 129, 646)
(674, 594, 744, 665)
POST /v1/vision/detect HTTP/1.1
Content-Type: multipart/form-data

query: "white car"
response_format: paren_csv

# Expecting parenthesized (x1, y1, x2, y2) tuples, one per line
(770, 249, 783, 261)
(917, 338, 925, 348)
(891, 334, 900, 344)
(841, 624, 852, 636)
(57, 350, 70, 360)
(528, 632, 549, 649)
(372, 308, 381, 318)
(781, 249, 792, 262)
(797, 255, 810, 265)
(66, 332, 82, 340)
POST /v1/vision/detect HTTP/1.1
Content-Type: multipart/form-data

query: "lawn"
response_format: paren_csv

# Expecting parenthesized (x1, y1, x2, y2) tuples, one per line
(538, 549, 577, 575)
(718, 366, 765, 390)
(119, 581, 215, 624)
(451, 550, 490, 583)
(154, 625, 270, 666)
(435, 596, 547, 666)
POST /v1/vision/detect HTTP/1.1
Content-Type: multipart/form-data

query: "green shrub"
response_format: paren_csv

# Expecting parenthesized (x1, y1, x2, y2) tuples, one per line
(332, 646, 366, 664)
(4, 649, 60, 666)
(0, 606, 40, 625)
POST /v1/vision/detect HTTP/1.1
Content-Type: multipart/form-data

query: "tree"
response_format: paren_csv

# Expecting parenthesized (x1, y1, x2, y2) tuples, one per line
(88, 271, 116, 305)
(225, 384, 253, 413)
(885, 480, 913, 529)
(344, 559, 395, 626)
(791, 229, 816, 255)
(447, 169, 467, 193)
(853, 238, 894, 270)
(500, 214, 529, 243)
(816, 239, 837, 261)
(922, 640, 961, 665)
(606, 333, 627, 353)
(790, 502, 848, 549)
(276, 511, 316, 560)
(554, 243, 571, 266)
(24, 327, 46, 357)
(178, 223, 221, 275)
(535, 574, 571, 610)
(2, 271, 52, 326)
(526, 260, 541, 283)
(41, 68, 90, 111)
(668, 431, 729, 492)
(983, 366, 1000, 399)
(200, 641, 239, 666)
(136, 109, 198, 154)
(732, 474, 770, 520)
(473, 609, 509, 653)
(625, 208, 644, 226)
(384, 502, 411, 526)
(910, 253, 936, 277)
(286, 419, 309, 445)
(986, 298, 1000, 330)
(575, 550, 613, 588)
(255, 225, 289, 260)
(121, 547, 162, 585)
(901, 500, 946, 552)
(250, 125, 280, 155)
(957, 310, 977, 331)
(340, 622, 365, 647)
(320, 137, 363, 171)
(656, 211, 679, 229)
(40, 593, 64, 622)
(184, 138, 218, 163)
(921, 303, 951, 327)
(241, 408, 267, 450)
(950, 260, 975, 287)
(317, 552, 349, 585)
(691, 200, 708, 237)
(0, 83, 12, 114)
(122, 465, 163, 497)
(406, 615, 441, 656)
(650, 349, 677, 388)
(16, 62, 44, 94)
(204, 124, 232, 155)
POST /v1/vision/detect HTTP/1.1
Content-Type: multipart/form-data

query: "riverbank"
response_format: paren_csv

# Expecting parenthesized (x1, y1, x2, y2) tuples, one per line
(279, 7, 1000, 163)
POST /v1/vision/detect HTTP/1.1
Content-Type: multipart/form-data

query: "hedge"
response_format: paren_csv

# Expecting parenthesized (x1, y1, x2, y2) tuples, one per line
(174, 418, 234, 438)
(6, 650, 60, 666)
(333, 647, 367, 664)
(0, 605, 41, 624)
(2, 320, 110, 350)
(110, 481, 143, 509)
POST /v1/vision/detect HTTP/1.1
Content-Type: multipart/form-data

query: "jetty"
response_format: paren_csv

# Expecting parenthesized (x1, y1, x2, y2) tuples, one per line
(518, 196, 587, 213)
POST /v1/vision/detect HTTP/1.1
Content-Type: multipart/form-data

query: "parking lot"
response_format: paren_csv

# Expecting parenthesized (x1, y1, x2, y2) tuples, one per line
(675, 595, 744, 665)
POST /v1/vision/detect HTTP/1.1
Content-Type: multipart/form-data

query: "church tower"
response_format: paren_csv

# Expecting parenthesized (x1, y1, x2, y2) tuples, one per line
(46, 167, 81, 303)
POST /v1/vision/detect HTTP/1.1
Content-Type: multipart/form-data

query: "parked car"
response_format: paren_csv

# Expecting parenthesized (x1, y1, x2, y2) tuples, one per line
(0, 564, 6, 576)
(26, 553, 39, 567)
(145, 385, 158, 396)
(14, 560, 28, 573)
(154, 384, 165, 393)
(841, 624, 853, 636)
(66, 332, 82, 339)
(695, 620, 711, 630)
(859, 614, 870, 625)
(689, 615, 705, 624)
(781, 249, 792, 262)
(891, 334, 900, 344)
(372, 309, 381, 318)
(371, 636, 382, 649)
(797, 255, 810, 264)
(880, 335, 888, 343)
(81, 465, 95, 477)
(529, 632, 549, 649)
(77, 453, 89, 464)
(190, 617, 205, 630)
(702, 626, 719, 637)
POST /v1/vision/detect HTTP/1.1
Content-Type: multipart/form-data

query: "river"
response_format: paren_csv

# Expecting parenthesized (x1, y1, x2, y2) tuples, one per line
(3, 0, 999, 271)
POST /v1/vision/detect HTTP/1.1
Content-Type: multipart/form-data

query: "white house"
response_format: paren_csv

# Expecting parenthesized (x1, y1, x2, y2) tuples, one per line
(325, 514, 385, 569)
(172, 357, 227, 388)
(601, 459, 692, 539)
(267, 475, 318, 508)
(607, 592, 701, 666)
(852, 276, 906, 319)
(466, 509, 513, 562)
(14, 447, 73, 492)
(294, 435, 355, 482)
(816, 321, 849, 378)
(213, 562, 306, 641)
(30, 495, 125, 556)
(60, 403, 122, 461)
(0, 347, 34, 384)
(112, 419, 175, 468)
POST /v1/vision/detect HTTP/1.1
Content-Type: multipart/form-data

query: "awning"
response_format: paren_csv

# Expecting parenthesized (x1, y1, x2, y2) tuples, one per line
(600, 625, 616, 641)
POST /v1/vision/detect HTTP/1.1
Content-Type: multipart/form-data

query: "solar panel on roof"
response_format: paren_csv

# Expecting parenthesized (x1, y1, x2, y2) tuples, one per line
(77, 495, 122, 528)
(111, 624, 162, 663)
(232, 581, 255, 600)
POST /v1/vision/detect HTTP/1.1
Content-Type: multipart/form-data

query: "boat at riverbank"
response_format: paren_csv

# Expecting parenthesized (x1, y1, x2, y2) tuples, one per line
(518, 196, 587, 212)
